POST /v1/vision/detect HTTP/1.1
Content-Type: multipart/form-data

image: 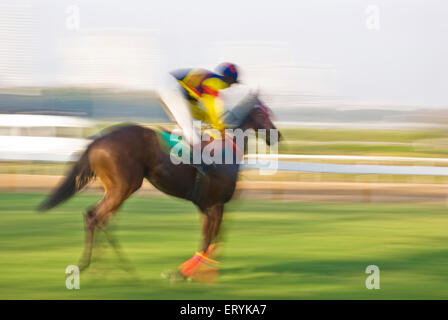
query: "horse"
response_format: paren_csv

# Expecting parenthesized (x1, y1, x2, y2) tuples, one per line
(37, 92, 281, 282)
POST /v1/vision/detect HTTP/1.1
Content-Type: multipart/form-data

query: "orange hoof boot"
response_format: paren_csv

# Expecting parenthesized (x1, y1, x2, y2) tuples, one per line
(204, 243, 218, 258)
(179, 251, 220, 283)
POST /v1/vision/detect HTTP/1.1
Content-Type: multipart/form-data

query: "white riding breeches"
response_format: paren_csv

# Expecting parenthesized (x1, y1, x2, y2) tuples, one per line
(158, 76, 200, 146)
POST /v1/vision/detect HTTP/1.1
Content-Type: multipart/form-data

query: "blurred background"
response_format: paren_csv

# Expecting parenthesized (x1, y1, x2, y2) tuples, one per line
(1, 0, 448, 299)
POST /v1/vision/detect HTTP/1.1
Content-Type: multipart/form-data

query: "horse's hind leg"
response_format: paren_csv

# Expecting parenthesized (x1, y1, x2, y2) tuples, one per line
(78, 188, 130, 272)
(79, 208, 97, 272)
(103, 225, 136, 274)
(78, 143, 144, 271)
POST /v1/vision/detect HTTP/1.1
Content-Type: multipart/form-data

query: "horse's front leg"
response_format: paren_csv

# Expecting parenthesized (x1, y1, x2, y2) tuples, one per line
(201, 204, 223, 255)
(179, 204, 224, 282)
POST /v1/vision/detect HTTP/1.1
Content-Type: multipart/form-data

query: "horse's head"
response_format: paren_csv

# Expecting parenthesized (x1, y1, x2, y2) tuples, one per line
(236, 92, 282, 146)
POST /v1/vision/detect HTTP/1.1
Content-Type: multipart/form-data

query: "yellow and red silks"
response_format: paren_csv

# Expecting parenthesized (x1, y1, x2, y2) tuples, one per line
(172, 68, 230, 134)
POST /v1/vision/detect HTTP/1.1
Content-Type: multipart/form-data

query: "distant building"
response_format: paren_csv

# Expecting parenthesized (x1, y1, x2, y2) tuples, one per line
(60, 28, 165, 89)
(0, 4, 38, 87)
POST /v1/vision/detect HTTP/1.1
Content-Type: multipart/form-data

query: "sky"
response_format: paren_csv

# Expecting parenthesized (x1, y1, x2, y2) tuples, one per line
(1, 0, 447, 108)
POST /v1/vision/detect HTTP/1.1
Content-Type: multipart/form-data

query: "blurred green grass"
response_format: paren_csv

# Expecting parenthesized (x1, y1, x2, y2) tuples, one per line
(1, 192, 448, 299)
(278, 128, 448, 157)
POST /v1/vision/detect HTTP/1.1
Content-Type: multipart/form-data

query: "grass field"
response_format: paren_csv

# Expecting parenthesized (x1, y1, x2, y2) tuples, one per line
(1, 192, 448, 299)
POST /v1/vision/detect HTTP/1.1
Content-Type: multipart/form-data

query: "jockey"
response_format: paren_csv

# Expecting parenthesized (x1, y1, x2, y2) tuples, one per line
(159, 62, 240, 175)
(172, 62, 239, 133)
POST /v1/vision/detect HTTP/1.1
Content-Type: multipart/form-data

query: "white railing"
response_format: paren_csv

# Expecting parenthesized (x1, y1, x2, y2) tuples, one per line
(242, 161, 448, 176)
(2, 151, 448, 176)
(246, 154, 448, 163)
(243, 154, 448, 176)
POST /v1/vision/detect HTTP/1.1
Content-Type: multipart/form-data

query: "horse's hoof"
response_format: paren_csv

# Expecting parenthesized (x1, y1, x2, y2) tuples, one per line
(170, 272, 186, 282)
(161, 269, 187, 283)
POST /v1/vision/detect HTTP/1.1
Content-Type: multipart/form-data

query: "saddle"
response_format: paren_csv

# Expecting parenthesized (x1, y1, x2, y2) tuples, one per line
(154, 128, 238, 166)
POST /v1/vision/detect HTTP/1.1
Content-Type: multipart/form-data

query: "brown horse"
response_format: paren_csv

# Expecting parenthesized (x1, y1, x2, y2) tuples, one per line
(38, 93, 280, 281)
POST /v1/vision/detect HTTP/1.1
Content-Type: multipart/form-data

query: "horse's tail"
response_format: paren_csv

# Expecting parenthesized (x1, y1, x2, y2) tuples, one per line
(37, 147, 95, 212)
